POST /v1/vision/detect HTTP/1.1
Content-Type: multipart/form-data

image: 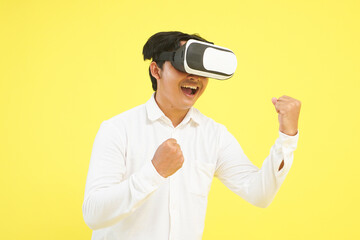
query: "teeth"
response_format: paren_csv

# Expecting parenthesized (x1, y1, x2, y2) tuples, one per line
(182, 85, 197, 90)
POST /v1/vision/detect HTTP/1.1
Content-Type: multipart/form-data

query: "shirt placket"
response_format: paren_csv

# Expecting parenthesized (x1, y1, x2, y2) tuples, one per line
(168, 126, 180, 240)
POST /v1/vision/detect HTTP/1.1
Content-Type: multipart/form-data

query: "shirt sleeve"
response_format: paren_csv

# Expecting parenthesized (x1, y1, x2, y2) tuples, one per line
(82, 120, 166, 230)
(214, 125, 299, 208)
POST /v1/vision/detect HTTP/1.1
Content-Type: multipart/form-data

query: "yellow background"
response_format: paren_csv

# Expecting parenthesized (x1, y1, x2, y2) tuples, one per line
(1, 0, 359, 239)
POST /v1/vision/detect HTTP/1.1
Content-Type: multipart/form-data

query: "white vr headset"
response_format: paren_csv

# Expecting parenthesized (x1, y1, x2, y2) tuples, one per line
(157, 39, 237, 80)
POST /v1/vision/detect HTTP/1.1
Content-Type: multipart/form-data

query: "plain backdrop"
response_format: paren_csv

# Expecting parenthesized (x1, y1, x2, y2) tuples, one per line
(1, 0, 359, 239)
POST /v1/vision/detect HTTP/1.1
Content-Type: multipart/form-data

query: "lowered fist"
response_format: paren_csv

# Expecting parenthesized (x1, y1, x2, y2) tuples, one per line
(152, 138, 184, 178)
(272, 95, 301, 136)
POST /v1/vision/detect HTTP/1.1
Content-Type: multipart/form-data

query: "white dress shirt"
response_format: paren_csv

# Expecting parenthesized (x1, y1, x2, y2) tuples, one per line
(82, 93, 299, 240)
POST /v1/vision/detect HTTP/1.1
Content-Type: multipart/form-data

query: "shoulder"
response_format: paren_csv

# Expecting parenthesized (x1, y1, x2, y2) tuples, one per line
(102, 103, 147, 131)
(192, 107, 228, 135)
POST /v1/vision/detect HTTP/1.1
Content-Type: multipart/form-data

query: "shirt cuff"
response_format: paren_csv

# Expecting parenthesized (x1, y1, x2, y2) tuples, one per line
(274, 130, 299, 177)
(278, 130, 299, 151)
(135, 160, 167, 192)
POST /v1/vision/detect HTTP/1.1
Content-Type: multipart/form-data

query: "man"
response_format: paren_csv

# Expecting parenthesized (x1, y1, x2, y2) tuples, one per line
(82, 31, 301, 240)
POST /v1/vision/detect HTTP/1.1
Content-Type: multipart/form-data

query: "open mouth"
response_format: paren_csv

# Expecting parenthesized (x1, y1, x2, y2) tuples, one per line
(181, 85, 199, 96)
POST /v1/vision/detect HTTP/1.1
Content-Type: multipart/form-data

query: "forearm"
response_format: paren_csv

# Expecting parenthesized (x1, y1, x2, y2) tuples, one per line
(238, 145, 291, 208)
(217, 153, 283, 208)
(82, 160, 165, 230)
(216, 130, 299, 208)
(243, 131, 299, 207)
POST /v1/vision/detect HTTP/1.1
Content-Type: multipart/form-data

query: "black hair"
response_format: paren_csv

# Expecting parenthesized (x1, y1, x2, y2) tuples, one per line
(142, 31, 212, 91)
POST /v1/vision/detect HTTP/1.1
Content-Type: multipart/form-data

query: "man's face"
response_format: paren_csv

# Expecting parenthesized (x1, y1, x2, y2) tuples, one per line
(155, 41, 209, 111)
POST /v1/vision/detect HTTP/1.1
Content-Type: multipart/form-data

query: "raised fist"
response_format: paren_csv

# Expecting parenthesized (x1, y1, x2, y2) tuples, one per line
(272, 95, 301, 136)
(151, 138, 184, 178)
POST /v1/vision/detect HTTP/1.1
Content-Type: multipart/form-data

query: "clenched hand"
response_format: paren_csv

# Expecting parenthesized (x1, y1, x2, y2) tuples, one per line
(152, 138, 184, 178)
(272, 95, 301, 136)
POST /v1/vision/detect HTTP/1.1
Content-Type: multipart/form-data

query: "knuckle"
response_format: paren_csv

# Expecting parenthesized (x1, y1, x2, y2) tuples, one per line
(171, 146, 178, 153)
(164, 140, 171, 147)
(174, 149, 179, 156)
(179, 157, 184, 166)
(166, 138, 177, 144)
(174, 145, 180, 152)
(290, 100, 300, 109)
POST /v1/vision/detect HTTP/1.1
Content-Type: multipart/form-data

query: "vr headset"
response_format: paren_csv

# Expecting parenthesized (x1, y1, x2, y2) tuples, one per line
(156, 39, 237, 80)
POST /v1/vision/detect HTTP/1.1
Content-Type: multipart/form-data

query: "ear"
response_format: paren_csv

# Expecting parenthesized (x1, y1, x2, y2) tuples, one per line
(149, 61, 162, 81)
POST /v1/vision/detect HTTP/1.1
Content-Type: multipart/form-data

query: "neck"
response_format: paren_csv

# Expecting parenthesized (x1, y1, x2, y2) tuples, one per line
(154, 92, 189, 128)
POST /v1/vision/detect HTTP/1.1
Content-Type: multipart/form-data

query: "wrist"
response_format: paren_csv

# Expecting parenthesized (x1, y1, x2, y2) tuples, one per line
(279, 127, 298, 136)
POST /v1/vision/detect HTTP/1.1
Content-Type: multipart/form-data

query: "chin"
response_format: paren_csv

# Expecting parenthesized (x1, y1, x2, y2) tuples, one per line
(182, 98, 198, 109)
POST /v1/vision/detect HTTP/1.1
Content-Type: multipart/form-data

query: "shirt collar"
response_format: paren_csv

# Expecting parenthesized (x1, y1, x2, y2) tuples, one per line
(145, 92, 201, 126)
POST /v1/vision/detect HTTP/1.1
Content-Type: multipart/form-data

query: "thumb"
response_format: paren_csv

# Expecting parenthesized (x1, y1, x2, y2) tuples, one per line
(271, 97, 277, 106)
